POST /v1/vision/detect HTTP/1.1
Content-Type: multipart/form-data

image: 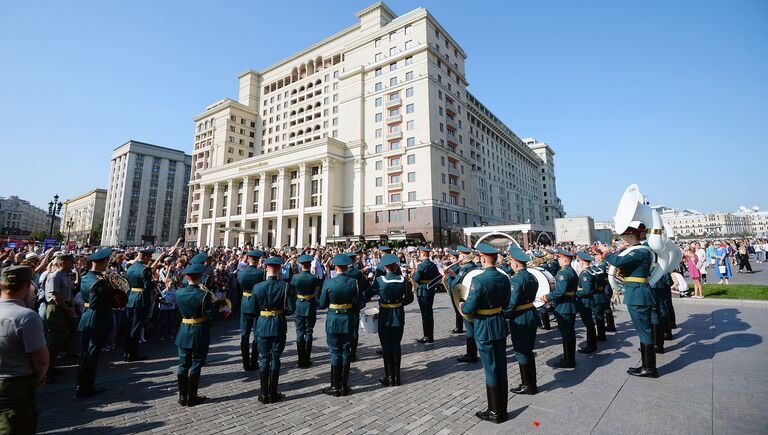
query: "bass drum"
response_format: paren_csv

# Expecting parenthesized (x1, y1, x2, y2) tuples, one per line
(452, 268, 508, 322)
(528, 267, 555, 308)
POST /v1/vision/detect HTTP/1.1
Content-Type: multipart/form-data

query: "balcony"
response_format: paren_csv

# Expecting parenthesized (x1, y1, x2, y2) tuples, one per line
(386, 114, 402, 124)
(387, 182, 403, 190)
(446, 117, 457, 130)
(385, 98, 402, 109)
(448, 165, 460, 176)
(447, 136, 459, 148)
(386, 131, 402, 140)
(386, 164, 403, 173)
(445, 100, 457, 115)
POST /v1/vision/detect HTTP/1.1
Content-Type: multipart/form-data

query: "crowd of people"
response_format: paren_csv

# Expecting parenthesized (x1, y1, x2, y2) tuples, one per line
(0, 234, 763, 430)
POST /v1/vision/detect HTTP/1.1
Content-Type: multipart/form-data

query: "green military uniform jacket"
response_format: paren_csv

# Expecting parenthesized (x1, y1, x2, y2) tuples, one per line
(590, 265, 608, 305)
(503, 268, 538, 326)
(346, 264, 369, 301)
(412, 259, 439, 297)
(605, 245, 654, 306)
(370, 273, 414, 327)
(175, 284, 213, 350)
(547, 265, 578, 314)
(460, 268, 511, 341)
(375, 263, 402, 278)
(253, 277, 294, 338)
(77, 271, 113, 335)
(289, 271, 320, 317)
(319, 273, 362, 335)
(575, 269, 594, 311)
(126, 262, 153, 310)
(238, 266, 265, 315)
(597, 260, 613, 299)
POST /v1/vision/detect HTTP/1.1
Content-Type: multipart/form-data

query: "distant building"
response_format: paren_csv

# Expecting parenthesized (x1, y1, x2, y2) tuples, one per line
(0, 196, 59, 237)
(60, 189, 107, 245)
(555, 216, 595, 245)
(524, 138, 565, 224)
(656, 206, 755, 238)
(102, 140, 192, 246)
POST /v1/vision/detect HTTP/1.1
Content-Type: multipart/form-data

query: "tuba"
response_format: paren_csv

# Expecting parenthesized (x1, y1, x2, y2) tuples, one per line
(104, 272, 129, 308)
(451, 267, 507, 322)
(609, 184, 683, 289)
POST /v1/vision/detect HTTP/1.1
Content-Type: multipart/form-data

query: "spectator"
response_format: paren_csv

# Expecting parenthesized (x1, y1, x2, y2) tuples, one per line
(737, 242, 753, 273)
(695, 242, 708, 284)
(0, 266, 49, 435)
(43, 253, 76, 383)
(157, 281, 177, 341)
(714, 242, 733, 285)
(684, 248, 703, 298)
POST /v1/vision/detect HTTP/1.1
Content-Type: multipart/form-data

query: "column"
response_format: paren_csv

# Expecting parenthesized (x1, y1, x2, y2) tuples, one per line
(256, 172, 267, 247)
(296, 162, 307, 248)
(274, 167, 286, 248)
(352, 158, 364, 236)
(209, 182, 222, 247)
(239, 175, 251, 246)
(320, 158, 335, 245)
(224, 179, 234, 247)
(197, 184, 209, 247)
(522, 230, 529, 251)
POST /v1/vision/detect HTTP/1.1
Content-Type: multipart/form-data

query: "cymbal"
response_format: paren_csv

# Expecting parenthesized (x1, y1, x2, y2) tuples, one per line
(451, 283, 473, 323)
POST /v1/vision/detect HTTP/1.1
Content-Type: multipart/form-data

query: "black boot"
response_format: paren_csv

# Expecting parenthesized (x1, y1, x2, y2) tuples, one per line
(495, 384, 508, 423)
(304, 341, 313, 367)
(457, 337, 479, 363)
(350, 339, 358, 363)
(510, 364, 528, 395)
(250, 342, 259, 371)
(579, 326, 598, 354)
(322, 364, 341, 397)
(417, 321, 432, 343)
(554, 341, 576, 368)
(605, 311, 616, 332)
(653, 324, 665, 354)
(258, 369, 270, 403)
(427, 320, 434, 343)
(296, 342, 306, 368)
(540, 311, 551, 330)
(75, 364, 105, 398)
(596, 319, 607, 342)
(629, 344, 658, 378)
(662, 316, 673, 341)
(392, 354, 402, 386)
(476, 385, 494, 420)
(379, 355, 391, 386)
(510, 363, 537, 395)
(241, 338, 251, 371)
(527, 363, 538, 394)
(269, 370, 283, 403)
(669, 305, 677, 329)
(186, 373, 207, 406)
(177, 373, 188, 406)
(451, 310, 464, 333)
(341, 362, 351, 396)
(477, 385, 504, 423)
(627, 344, 645, 375)
(127, 337, 148, 362)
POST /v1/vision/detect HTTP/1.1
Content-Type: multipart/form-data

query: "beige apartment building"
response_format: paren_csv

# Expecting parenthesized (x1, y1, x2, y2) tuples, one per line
(102, 141, 191, 246)
(185, 2, 562, 248)
(60, 189, 107, 244)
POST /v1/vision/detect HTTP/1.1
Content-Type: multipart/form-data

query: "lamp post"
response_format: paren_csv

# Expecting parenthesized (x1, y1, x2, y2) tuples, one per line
(66, 218, 74, 244)
(47, 194, 62, 240)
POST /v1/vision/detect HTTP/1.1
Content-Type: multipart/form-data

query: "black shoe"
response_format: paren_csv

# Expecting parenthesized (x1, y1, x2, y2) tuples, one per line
(125, 355, 149, 362)
(457, 337, 479, 362)
(605, 313, 616, 332)
(554, 341, 576, 368)
(629, 344, 658, 378)
(392, 355, 401, 386)
(268, 370, 283, 403)
(450, 328, 464, 334)
(341, 362, 351, 396)
(477, 385, 505, 423)
(258, 369, 270, 403)
(177, 373, 188, 406)
(322, 364, 341, 397)
(376, 349, 383, 355)
(578, 327, 598, 354)
(596, 320, 607, 342)
(75, 386, 105, 398)
(510, 364, 537, 395)
(379, 355, 391, 386)
(304, 341, 313, 367)
(476, 385, 493, 420)
(186, 373, 207, 406)
(653, 324, 665, 354)
(241, 339, 252, 371)
(350, 341, 358, 363)
(456, 354, 479, 363)
(296, 342, 306, 368)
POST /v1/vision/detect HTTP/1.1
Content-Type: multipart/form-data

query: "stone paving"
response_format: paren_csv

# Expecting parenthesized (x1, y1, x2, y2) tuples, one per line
(37, 292, 768, 434)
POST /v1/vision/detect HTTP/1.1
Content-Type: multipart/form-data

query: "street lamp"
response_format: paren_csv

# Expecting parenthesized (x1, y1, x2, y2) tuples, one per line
(66, 218, 74, 244)
(47, 194, 62, 240)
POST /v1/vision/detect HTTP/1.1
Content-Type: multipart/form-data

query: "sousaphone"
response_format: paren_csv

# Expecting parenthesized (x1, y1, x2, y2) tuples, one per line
(452, 268, 507, 323)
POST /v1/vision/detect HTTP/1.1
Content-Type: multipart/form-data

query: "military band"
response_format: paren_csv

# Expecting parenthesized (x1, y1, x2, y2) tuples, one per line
(575, 251, 598, 354)
(504, 247, 539, 396)
(290, 254, 321, 368)
(412, 247, 440, 344)
(237, 250, 265, 371)
(175, 263, 213, 406)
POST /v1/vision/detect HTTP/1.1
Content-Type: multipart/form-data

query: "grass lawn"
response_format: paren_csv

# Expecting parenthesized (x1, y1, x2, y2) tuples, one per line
(696, 284, 768, 300)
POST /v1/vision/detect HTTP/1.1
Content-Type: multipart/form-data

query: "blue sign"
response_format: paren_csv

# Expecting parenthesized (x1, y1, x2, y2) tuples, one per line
(6, 242, 16, 248)
(43, 238, 57, 251)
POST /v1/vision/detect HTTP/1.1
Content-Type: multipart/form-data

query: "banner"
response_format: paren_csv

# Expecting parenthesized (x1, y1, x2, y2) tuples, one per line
(43, 238, 57, 251)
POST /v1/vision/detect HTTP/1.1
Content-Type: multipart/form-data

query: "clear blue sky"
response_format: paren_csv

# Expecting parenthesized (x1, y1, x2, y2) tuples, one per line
(1, 0, 766, 220)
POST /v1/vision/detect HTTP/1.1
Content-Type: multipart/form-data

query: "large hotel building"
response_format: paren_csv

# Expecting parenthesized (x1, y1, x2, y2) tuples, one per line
(185, 2, 563, 248)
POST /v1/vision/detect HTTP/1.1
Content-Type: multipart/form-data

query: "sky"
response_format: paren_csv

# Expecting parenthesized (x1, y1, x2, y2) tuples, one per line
(1, 0, 766, 221)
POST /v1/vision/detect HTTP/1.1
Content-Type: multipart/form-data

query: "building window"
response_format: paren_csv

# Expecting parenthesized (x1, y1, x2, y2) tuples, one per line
(375, 82, 382, 91)
(406, 120, 415, 130)
(406, 87, 414, 97)
(389, 62, 397, 72)
(390, 140, 401, 150)
(405, 25, 412, 35)
(389, 174, 401, 184)
(375, 160, 383, 170)
(406, 137, 415, 146)
(376, 195, 383, 205)
(404, 40, 413, 50)
(389, 47, 396, 56)
(388, 209, 402, 222)
(375, 53, 382, 62)
(389, 156, 401, 167)
(375, 177, 383, 187)
(389, 77, 397, 86)
(407, 191, 416, 201)
(375, 38, 381, 47)
(405, 56, 413, 65)
(406, 104, 414, 113)
(407, 154, 416, 165)
(389, 31, 396, 42)
(375, 128, 382, 138)
(407, 208, 417, 221)
(390, 193, 402, 203)
(407, 172, 416, 182)
(375, 144, 383, 153)
(375, 97, 382, 107)
(405, 71, 413, 81)
(375, 68, 382, 76)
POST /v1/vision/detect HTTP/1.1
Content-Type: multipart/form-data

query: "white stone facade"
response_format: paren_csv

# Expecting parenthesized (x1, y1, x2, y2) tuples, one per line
(185, 2, 562, 248)
(555, 216, 596, 245)
(525, 138, 565, 224)
(102, 141, 191, 246)
(60, 189, 107, 244)
(0, 196, 59, 236)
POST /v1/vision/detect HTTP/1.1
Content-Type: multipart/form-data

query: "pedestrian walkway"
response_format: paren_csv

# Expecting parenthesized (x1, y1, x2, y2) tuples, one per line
(37, 294, 767, 434)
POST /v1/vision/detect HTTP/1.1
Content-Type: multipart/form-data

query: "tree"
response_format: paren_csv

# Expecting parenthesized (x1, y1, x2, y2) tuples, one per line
(90, 223, 103, 246)
(30, 231, 48, 241)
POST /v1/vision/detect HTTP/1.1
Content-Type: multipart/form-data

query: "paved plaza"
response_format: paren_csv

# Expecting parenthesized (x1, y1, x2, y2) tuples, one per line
(36, 285, 768, 435)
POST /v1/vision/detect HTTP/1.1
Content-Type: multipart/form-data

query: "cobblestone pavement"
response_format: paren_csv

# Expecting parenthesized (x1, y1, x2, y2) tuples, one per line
(38, 293, 768, 434)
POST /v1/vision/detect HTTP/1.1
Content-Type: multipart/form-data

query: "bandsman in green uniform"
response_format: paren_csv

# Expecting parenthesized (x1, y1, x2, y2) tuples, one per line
(290, 254, 321, 368)
(589, 250, 609, 341)
(237, 250, 265, 371)
(541, 249, 578, 368)
(253, 256, 295, 404)
(532, 251, 552, 331)
(125, 246, 175, 361)
(346, 250, 368, 362)
(593, 250, 617, 332)
(499, 252, 514, 276)
(179, 251, 209, 288)
(575, 251, 598, 354)
(75, 248, 114, 398)
(444, 249, 464, 335)
(412, 247, 439, 344)
(175, 263, 214, 407)
(504, 246, 539, 395)
(369, 254, 414, 386)
(459, 243, 510, 424)
(319, 254, 363, 397)
(453, 245, 479, 363)
(650, 268, 673, 353)
(605, 225, 658, 378)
